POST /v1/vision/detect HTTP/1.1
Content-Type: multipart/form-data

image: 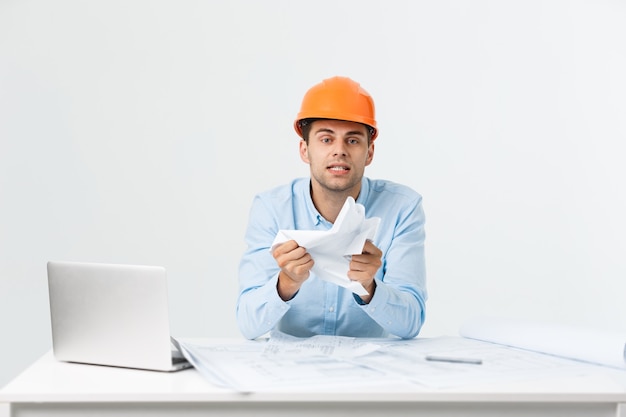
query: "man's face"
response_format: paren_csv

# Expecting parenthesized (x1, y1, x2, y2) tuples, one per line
(299, 119, 374, 196)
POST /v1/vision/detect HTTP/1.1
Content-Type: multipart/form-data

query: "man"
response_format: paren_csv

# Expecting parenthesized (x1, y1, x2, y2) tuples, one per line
(237, 76, 427, 339)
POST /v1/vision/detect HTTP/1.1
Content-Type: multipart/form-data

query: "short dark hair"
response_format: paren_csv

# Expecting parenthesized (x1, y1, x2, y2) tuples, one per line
(298, 118, 374, 144)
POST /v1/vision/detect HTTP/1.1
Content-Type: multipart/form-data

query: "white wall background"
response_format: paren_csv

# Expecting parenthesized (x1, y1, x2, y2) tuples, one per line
(2, 0, 625, 387)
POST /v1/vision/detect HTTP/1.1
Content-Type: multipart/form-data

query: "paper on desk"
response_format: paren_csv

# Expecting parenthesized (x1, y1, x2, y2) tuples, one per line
(271, 196, 380, 296)
(263, 330, 382, 359)
(175, 335, 399, 393)
(176, 334, 602, 392)
(174, 337, 271, 389)
(460, 316, 626, 370)
(351, 335, 602, 389)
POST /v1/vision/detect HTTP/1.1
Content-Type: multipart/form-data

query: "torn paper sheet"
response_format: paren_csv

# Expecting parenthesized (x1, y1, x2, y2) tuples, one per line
(271, 197, 380, 296)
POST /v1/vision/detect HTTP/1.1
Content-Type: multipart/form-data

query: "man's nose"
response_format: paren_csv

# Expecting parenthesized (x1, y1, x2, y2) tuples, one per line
(332, 141, 348, 156)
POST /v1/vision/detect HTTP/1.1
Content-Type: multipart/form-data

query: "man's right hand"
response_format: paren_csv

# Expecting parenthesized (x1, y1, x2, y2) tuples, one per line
(272, 240, 314, 301)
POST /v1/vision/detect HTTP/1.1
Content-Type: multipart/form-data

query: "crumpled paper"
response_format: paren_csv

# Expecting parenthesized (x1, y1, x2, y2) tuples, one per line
(271, 197, 380, 295)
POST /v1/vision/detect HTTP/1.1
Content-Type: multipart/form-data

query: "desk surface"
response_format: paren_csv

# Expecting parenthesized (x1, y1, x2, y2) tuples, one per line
(3, 344, 626, 417)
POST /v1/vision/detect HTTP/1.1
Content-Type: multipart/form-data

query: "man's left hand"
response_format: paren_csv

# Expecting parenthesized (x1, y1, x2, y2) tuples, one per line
(348, 240, 382, 303)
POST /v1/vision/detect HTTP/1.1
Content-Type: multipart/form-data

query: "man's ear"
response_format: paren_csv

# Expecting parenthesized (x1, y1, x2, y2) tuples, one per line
(365, 142, 375, 166)
(299, 140, 310, 163)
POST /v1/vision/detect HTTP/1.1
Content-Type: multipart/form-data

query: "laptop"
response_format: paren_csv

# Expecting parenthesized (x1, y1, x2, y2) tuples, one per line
(47, 261, 192, 372)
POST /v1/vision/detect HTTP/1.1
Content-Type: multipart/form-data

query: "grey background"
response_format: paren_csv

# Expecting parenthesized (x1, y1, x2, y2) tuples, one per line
(2, 0, 625, 387)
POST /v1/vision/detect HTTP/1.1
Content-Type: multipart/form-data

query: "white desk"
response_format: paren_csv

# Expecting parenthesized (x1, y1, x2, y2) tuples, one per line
(2, 350, 626, 417)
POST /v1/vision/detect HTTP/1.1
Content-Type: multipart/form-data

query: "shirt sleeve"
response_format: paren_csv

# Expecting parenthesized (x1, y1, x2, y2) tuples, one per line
(359, 194, 427, 339)
(236, 195, 292, 339)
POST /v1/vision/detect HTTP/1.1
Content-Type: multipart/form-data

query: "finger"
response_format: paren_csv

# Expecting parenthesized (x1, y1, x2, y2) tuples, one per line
(361, 240, 382, 256)
(351, 251, 382, 266)
(282, 255, 314, 283)
(349, 256, 367, 271)
(275, 246, 309, 268)
(347, 269, 369, 281)
(272, 240, 299, 257)
(291, 256, 314, 275)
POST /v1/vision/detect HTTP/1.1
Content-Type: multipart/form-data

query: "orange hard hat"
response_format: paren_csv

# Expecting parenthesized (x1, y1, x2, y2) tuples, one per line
(294, 76, 378, 140)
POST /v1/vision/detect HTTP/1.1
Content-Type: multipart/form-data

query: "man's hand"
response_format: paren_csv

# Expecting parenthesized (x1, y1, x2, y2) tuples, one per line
(348, 240, 382, 304)
(272, 240, 314, 301)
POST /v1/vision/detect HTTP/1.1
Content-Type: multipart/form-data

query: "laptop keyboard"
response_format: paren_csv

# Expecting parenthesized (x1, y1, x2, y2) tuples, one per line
(172, 355, 188, 364)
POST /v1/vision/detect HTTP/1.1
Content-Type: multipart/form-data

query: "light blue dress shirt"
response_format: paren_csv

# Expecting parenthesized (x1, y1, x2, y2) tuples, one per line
(236, 177, 427, 339)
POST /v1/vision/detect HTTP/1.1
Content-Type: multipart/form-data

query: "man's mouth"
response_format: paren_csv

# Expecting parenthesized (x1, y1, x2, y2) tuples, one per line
(328, 164, 349, 172)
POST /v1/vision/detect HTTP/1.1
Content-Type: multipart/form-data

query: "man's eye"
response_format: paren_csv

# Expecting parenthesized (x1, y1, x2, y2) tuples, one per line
(348, 139, 359, 144)
(321, 137, 331, 143)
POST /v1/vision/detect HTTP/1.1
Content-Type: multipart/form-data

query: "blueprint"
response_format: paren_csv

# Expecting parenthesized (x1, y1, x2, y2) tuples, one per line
(175, 330, 611, 393)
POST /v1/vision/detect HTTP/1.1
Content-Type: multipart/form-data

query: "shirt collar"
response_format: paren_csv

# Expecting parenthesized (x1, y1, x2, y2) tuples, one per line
(302, 177, 371, 227)
(356, 177, 370, 205)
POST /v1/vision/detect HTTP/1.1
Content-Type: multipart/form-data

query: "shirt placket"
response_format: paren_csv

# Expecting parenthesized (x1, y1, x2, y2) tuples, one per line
(322, 282, 338, 335)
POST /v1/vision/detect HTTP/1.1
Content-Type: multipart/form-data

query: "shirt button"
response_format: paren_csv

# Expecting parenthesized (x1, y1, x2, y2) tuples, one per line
(329, 306, 335, 312)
